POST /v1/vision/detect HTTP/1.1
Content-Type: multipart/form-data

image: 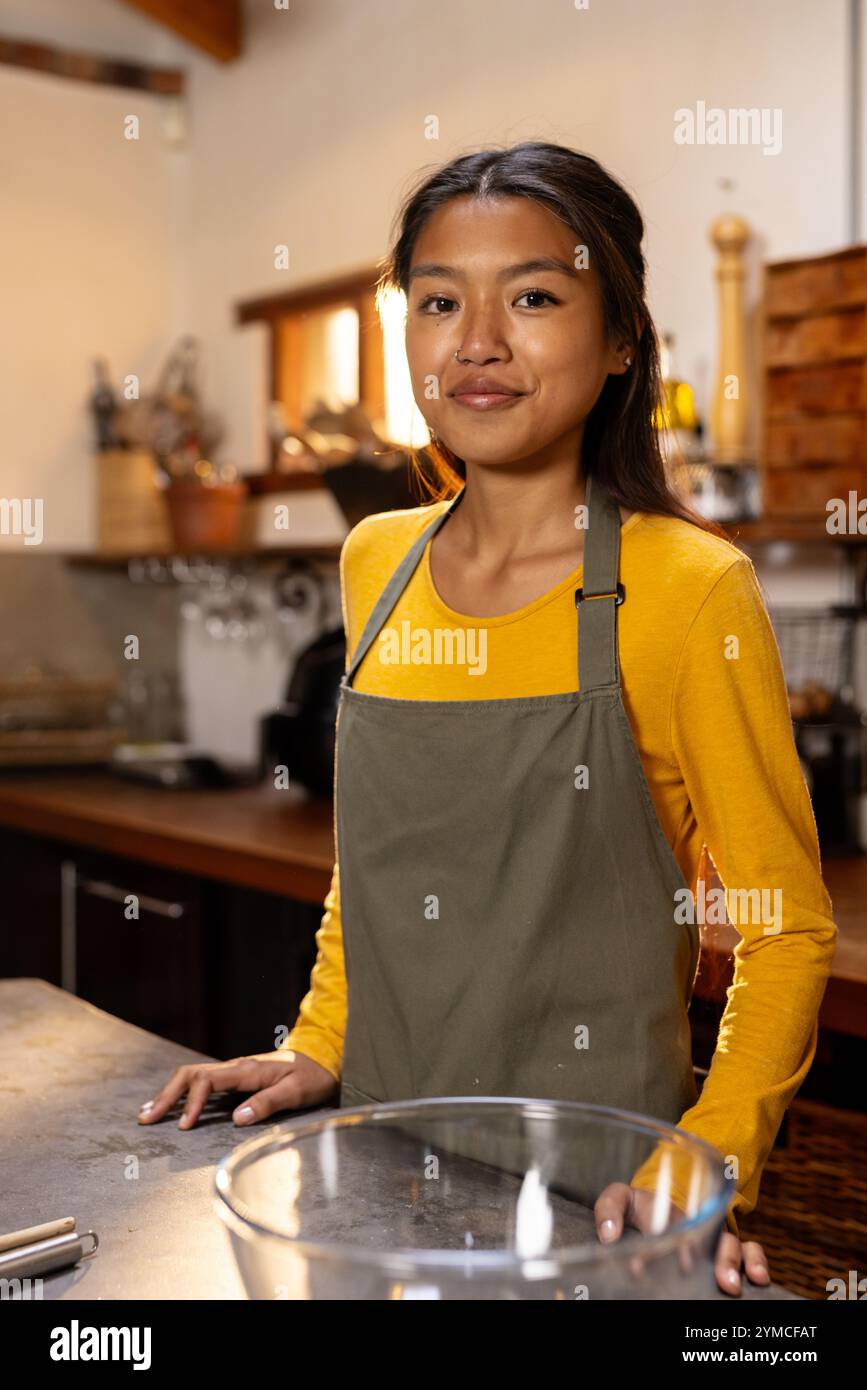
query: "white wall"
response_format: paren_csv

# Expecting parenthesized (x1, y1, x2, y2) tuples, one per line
(0, 0, 857, 549)
(185, 0, 853, 486)
(0, 0, 190, 548)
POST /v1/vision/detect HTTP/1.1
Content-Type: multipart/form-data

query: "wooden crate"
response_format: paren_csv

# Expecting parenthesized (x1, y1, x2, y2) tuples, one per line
(762, 246, 867, 520)
(764, 466, 862, 519)
(764, 307, 867, 369)
(765, 361, 867, 415)
(763, 246, 867, 317)
(765, 415, 865, 469)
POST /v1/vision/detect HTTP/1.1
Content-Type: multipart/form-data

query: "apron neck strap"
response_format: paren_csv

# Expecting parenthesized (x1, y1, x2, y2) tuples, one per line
(577, 472, 623, 693)
(343, 486, 466, 687)
(342, 476, 623, 693)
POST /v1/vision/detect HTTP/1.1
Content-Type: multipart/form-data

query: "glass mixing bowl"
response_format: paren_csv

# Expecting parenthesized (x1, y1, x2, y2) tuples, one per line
(214, 1097, 734, 1300)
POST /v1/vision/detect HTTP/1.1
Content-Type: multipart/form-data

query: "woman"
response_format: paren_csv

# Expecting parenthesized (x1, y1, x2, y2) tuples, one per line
(139, 142, 837, 1296)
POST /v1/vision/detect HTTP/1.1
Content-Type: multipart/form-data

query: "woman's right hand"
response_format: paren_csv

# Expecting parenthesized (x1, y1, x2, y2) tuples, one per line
(137, 1049, 339, 1130)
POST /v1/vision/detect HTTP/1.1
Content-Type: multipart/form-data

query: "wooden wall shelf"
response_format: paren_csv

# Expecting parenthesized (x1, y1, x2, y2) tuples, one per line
(722, 518, 867, 545)
(48, 517, 867, 567)
(62, 544, 342, 570)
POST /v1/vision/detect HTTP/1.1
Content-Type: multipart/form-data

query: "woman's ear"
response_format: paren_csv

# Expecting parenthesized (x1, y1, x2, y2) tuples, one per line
(611, 312, 644, 372)
(608, 338, 635, 374)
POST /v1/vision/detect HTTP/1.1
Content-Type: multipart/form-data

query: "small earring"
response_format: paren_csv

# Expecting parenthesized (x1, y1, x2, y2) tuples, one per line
(624, 356, 632, 367)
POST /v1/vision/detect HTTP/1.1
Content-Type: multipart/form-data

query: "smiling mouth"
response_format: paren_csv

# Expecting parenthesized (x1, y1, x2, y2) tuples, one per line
(450, 391, 526, 411)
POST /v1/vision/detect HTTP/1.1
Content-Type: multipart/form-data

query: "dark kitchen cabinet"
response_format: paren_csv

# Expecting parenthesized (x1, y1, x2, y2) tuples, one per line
(0, 829, 64, 985)
(206, 885, 319, 1060)
(0, 828, 322, 1059)
(70, 848, 207, 1052)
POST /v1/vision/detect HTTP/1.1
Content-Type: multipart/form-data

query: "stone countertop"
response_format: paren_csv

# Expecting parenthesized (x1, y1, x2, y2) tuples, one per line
(0, 979, 248, 1299)
(0, 979, 800, 1301)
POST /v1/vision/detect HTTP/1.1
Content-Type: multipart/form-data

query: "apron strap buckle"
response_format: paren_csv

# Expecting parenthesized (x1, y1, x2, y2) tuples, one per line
(574, 583, 626, 607)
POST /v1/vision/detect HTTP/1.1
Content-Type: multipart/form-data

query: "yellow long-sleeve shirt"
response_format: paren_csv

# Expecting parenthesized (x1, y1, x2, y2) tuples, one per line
(284, 498, 838, 1235)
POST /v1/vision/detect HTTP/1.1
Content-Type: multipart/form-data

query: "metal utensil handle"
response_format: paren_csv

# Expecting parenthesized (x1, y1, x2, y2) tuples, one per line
(0, 1230, 98, 1280)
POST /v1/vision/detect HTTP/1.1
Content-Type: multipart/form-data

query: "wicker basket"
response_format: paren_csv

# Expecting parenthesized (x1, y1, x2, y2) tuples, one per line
(738, 1097, 867, 1299)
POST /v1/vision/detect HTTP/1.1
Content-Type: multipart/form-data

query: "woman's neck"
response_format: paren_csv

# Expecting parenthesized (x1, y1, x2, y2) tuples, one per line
(446, 455, 589, 567)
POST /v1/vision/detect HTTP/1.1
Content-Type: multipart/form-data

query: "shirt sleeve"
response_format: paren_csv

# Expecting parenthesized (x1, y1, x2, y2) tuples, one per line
(665, 554, 837, 1232)
(281, 860, 347, 1081)
(280, 530, 358, 1080)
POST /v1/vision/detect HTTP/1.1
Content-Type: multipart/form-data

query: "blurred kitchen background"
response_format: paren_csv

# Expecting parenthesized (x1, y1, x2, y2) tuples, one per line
(1, 0, 866, 1295)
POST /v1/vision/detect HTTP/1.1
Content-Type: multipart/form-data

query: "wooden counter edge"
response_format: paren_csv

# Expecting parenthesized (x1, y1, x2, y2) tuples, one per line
(0, 788, 332, 903)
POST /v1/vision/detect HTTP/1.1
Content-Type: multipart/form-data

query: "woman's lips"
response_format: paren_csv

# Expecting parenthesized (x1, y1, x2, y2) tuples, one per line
(451, 391, 525, 411)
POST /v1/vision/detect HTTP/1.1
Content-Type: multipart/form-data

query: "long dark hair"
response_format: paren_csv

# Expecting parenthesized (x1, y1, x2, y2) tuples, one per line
(378, 140, 726, 540)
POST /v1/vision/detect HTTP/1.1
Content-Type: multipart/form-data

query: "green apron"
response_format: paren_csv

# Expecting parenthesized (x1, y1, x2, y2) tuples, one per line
(336, 473, 700, 1125)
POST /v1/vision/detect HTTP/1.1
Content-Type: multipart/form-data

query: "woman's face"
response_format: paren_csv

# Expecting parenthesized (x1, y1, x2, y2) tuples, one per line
(404, 194, 630, 470)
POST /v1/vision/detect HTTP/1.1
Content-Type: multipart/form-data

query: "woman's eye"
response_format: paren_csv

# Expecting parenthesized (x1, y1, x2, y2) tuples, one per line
(418, 294, 457, 315)
(514, 289, 559, 309)
(416, 288, 560, 314)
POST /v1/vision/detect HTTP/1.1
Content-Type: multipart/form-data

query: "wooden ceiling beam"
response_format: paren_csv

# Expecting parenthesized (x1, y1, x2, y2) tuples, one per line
(119, 0, 242, 63)
(0, 36, 184, 93)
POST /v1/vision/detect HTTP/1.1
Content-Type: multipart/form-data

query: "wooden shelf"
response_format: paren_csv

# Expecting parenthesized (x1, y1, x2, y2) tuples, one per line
(62, 543, 343, 569)
(722, 517, 867, 545)
(51, 519, 867, 566)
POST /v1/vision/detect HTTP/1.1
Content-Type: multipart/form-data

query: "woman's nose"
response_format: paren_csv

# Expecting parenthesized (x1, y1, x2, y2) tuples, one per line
(451, 300, 512, 364)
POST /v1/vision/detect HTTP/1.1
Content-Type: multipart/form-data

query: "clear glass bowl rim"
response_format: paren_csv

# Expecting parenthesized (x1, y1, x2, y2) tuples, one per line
(214, 1095, 734, 1274)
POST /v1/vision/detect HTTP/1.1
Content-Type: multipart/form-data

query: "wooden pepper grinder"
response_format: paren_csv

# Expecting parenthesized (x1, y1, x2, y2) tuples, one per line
(709, 214, 752, 465)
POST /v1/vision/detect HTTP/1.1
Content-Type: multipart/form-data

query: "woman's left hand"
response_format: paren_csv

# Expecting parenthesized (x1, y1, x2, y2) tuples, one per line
(594, 1182, 771, 1296)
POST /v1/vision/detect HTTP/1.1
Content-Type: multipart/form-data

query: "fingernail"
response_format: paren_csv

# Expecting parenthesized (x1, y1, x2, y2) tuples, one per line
(178, 1114, 191, 1129)
(599, 1219, 618, 1242)
(234, 1105, 255, 1124)
(726, 1268, 741, 1289)
(139, 1101, 154, 1113)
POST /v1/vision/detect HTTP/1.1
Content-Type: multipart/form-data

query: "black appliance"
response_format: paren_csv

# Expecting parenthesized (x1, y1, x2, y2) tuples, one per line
(770, 602, 866, 856)
(260, 627, 346, 796)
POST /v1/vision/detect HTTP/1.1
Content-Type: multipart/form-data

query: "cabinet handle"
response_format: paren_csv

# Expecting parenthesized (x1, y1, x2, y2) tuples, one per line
(77, 875, 185, 920)
(60, 861, 77, 993)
